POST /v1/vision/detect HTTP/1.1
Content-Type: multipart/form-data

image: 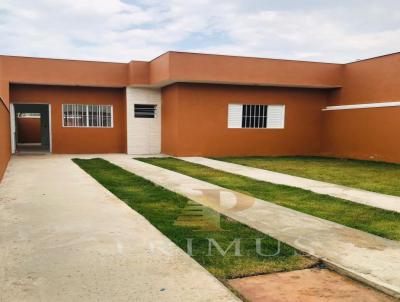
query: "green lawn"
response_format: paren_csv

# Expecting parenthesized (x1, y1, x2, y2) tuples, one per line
(216, 156, 400, 197)
(73, 158, 316, 281)
(139, 157, 400, 241)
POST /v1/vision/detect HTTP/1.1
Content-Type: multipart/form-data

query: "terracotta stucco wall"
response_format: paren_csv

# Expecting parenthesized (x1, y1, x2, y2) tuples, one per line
(162, 83, 328, 157)
(1, 52, 399, 163)
(129, 52, 343, 88)
(1, 56, 128, 92)
(161, 85, 180, 155)
(2, 53, 343, 90)
(11, 84, 127, 154)
(0, 80, 10, 109)
(322, 54, 400, 162)
(0, 57, 6, 107)
(329, 53, 400, 106)
(17, 117, 41, 143)
(167, 52, 343, 88)
(321, 107, 400, 163)
(0, 101, 10, 180)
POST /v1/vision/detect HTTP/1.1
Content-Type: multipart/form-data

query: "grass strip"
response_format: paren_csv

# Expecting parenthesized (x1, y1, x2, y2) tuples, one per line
(138, 157, 400, 241)
(73, 158, 316, 281)
(216, 156, 400, 197)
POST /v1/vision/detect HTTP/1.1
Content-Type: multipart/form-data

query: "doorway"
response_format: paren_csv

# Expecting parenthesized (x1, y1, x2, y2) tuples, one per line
(11, 104, 51, 153)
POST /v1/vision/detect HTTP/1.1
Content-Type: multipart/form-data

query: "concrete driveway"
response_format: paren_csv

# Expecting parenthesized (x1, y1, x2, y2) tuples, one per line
(0, 155, 239, 302)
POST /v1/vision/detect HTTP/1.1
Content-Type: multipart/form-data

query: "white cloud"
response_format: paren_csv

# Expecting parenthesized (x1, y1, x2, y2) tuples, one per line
(0, 0, 399, 63)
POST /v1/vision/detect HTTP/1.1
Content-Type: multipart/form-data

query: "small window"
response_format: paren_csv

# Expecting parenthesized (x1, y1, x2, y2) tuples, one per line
(227, 104, 285, 129)
(134, 104, 157, 118)
(63, 104, 113, 128)
(242, 104, 268, 128)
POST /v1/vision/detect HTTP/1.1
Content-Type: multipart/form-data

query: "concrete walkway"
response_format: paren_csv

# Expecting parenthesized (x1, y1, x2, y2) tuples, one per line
(104, 155, 400, 299)
(0, 155, 239, 302)
(178, 157, 400, 213)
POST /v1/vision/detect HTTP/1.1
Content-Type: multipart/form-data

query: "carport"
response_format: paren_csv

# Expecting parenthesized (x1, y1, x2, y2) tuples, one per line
(10, 103, 51, 153)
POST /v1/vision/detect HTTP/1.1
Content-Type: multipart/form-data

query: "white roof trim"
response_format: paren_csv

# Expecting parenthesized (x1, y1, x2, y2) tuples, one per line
(323, 101, 400, 111)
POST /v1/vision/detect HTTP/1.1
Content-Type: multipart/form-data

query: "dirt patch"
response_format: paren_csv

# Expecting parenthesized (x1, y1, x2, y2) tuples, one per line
(228, 268, 396, 302)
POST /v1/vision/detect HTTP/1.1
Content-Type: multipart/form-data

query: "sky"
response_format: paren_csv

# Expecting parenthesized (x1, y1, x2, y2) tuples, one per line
(0, 0, 399, 63)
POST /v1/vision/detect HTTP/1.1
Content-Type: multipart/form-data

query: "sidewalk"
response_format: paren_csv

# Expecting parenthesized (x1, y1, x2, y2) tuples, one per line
(104, 155, 400, 299)
(179, 157, 400, 213)
(0, 155, 239, 302)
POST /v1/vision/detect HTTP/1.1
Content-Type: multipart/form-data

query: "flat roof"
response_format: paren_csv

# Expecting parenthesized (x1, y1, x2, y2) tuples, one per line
(1, 50, 398, 65)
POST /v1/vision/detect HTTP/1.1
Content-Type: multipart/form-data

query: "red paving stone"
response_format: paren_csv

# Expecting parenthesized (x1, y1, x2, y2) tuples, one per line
(228, 269, 396, 302)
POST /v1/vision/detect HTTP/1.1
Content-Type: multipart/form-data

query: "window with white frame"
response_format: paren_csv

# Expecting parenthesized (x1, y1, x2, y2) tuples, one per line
(228, 104, 285, 129)
(63, 104, 113, 128)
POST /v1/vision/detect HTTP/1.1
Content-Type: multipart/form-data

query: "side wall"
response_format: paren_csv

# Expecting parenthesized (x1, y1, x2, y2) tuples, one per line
(321, 107, 400, 163)
(17, 117, 41, 143)
(162, 83, 328, 157)
(0, 58, 11, 180)
(10, 84, 127, 154)
(329, 54, 400, 106)
(322, 54, 400, 162)
(0, 100, 11, 180)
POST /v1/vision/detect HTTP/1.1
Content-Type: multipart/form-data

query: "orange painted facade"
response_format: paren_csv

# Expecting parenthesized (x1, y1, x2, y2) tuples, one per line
(0, 51, 400, 180)
(129, 52, 343, 88)
(321, 107, 400, 163)
(321, 54, 400, 163)
(162, 83, 328, 156)
(329, 54, 400, 106)
(11, 84, 127, 154)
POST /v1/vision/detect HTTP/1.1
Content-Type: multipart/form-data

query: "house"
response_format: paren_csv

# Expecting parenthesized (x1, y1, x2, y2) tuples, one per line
(1, 51, 400, 180)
